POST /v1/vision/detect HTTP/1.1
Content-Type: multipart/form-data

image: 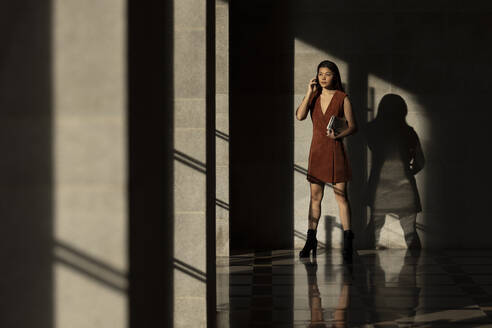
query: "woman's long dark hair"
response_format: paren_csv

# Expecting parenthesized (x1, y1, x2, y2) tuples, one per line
(308, 60, 345, 110)
(316, 60, 345, 93)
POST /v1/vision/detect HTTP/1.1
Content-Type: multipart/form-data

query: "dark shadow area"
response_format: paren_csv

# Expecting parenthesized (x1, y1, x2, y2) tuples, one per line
(324, 215, 336, 249)
(229, 0, 294, 253)
(362, 94, 424, 249)
(0, 1, 53, 327)
(228, 251, 294, 326)
(127, 0, 174, 326)
(206, 1, 217, 324)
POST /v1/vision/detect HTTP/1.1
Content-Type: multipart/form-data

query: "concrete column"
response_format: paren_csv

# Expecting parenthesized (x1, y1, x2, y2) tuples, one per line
(173, 0, 208, 326)
(53, 0, 128, 326)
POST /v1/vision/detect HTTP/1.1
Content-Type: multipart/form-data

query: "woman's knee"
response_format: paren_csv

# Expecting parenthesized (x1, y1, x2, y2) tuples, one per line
(310, 183, 324, 202)
(310, 192, 323, 203)
(335, 194, 348, 206)
(334, 188, 348, 206)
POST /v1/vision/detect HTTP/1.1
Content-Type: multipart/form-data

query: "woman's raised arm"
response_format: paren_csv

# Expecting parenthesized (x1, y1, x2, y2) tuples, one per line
(296, 78, 318, 121)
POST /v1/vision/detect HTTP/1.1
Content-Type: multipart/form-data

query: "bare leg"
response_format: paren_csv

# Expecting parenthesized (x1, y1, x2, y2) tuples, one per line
(333, 182, 351, 231)
(308, 182, 325, 230)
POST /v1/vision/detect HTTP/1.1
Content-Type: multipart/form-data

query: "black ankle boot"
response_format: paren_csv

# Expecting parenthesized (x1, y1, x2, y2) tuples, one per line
(342, 230, 354, 260)
(299, 229, 318, 258)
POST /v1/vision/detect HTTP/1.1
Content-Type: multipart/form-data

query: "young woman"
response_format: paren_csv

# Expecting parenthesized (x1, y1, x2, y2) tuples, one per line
(295, 60, 357, 260)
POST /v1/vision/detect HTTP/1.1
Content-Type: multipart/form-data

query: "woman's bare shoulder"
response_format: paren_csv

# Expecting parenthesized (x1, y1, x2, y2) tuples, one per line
(342, 93, 351, 104)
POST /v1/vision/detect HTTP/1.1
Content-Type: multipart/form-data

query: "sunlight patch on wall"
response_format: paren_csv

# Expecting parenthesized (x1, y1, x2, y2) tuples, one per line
(368, 74, 430, 141)
(172, 0, 208, 325)
(52, 0, 128, 326)
(367, 73, 429, 248)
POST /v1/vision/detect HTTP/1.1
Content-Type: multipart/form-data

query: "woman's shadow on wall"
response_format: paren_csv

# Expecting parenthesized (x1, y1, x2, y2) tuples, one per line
(362, 94, 425, 250)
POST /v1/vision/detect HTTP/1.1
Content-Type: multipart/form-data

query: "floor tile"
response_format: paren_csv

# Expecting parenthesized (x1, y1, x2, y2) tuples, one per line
(218, 249, 492, 327)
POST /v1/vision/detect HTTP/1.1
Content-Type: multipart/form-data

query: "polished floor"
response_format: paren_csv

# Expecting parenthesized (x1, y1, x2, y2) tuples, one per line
(217, 249, 492, 327)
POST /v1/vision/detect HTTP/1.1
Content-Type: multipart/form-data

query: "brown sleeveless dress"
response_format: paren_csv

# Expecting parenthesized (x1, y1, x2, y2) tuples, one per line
(306, 90, 352, 185)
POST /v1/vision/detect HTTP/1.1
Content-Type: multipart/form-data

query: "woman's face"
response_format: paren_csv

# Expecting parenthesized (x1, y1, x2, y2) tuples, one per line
(317, 67, 335, 88)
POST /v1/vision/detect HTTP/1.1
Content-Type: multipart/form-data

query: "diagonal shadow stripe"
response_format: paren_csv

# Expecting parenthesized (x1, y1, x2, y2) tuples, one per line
(174, 258, 206, 283)
(294, 163, 307, 175)
(215, 129, 229, 142)
(215, 198, 229, 210)
(56, 240, 127, 278)
(54, 256, 127, 293)
(174, 149, 206, 173)
(54, 241, 127, 293)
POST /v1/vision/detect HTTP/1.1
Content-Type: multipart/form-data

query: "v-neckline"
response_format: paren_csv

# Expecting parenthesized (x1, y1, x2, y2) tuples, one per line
(319, 90, 337, 116)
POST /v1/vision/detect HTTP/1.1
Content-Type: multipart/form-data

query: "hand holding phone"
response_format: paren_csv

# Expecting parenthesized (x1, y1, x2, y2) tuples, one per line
(307, 77, 318, 94)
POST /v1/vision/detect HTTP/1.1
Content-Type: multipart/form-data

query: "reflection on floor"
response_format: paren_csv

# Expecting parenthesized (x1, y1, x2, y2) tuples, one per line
(217, 249, 492, 327)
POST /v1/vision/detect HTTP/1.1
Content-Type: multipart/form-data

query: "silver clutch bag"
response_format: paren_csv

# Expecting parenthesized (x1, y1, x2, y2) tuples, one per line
(327, 115, 348, 136)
